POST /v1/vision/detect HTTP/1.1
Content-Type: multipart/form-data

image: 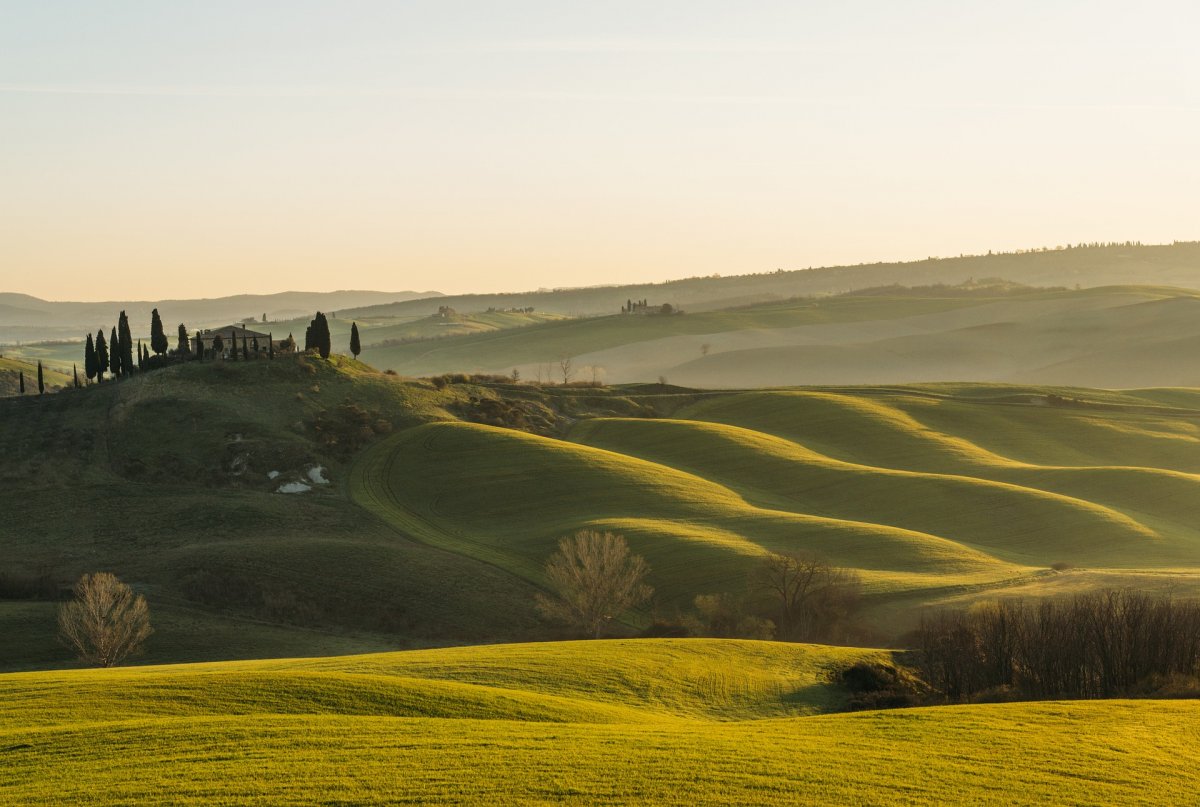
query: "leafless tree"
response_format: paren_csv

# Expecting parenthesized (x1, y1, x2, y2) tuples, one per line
(536, 530, 653, 638)
(58, 572, 153, 667)
(700, 343, 711, 356)
(753, 552, 861, 642)
(558, 355, 574, 384)
(914, 590, 1200, 702)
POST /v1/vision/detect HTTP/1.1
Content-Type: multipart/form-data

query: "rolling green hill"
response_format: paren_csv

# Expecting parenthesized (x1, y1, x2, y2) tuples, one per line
(7, 356, 1200, 670)
(1, 639, 1196, 805)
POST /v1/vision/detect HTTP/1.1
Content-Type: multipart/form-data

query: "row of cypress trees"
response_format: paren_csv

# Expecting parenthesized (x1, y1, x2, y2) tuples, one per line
(62, 309, 363, 393)
(82, 308, 183, 384)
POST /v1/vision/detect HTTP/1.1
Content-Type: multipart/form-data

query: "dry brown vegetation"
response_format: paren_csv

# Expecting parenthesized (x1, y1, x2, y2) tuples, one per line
(57, 572, 153, 667)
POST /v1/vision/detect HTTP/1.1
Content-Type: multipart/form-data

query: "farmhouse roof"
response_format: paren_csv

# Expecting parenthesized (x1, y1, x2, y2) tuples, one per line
(204, 325, 272, 339)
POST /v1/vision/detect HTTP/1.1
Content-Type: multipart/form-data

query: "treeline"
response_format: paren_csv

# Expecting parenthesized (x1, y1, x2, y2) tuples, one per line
(914, 591, 1200, 702)
(67, 308, 360, 390)
(83, 308, 186, 384)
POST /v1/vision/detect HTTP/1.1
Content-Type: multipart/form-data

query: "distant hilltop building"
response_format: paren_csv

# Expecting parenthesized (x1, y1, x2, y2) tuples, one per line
(194, 325, 295, 357)
(621, 299, 680, 315)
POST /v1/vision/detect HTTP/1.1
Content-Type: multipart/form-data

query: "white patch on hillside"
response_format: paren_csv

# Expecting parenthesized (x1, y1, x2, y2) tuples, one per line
(306, 465, 330, 485)
(277, 481, 312, 494)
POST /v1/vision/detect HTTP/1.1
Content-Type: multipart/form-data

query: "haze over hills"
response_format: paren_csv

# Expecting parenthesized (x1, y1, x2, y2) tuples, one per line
(337, 241, 1200, 321)
(350, 283, 1200, 389)
(0, 289, 438, 343)
(7, 241, 1200, 345)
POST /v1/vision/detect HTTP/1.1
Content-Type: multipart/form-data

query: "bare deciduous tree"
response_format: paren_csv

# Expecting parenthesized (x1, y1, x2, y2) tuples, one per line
(536, 531, 653, 638)
(558, 355, 574, 384)
(753, 552, 861, 642)
(58, 572, 153, 667)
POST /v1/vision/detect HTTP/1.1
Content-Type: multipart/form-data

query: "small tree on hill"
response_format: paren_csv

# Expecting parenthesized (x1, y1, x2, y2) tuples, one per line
(315, 312, 332, 359)
(242, 334, 249, 360)
(85, 332, 97, 383)
(137, 340, 145, 371)
(18, 370, 24, 394)
(268, 332, 275, 359)
(118, 312, 133, 376)
(58, 572, 153, 667)
(96, 330, 109, 381)
(150, 308, 168, 356)
(349, 322, 361, 358)
(177, 323, 189, 355)
(37, 361, 44, 394)
(213, 333, 224, 356)
(110, 326, 121, 377)
(73, 363, 80, 389)
(536, 530, 653, 638)
(753, 552, 861, 642)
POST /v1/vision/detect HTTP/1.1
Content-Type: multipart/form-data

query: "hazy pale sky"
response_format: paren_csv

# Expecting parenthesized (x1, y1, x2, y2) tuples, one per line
(2, 1, 1198, 300)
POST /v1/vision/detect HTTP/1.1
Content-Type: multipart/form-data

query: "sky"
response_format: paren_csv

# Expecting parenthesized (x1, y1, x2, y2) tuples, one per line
(2, 1, 1199, 301)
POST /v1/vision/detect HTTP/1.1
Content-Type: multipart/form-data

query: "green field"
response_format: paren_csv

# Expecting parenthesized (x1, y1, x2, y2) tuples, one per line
(2, 639, 1195, 805)
(7, 355, 1200, 668)
(352, 382, 1200, 633)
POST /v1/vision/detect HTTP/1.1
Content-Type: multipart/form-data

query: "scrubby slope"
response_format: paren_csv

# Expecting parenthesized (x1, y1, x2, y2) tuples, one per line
(0, 356, 546, 670)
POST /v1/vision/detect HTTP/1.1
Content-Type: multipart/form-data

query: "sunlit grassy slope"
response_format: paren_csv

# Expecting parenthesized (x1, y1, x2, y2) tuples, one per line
(2, 640, 1197, 805)
(353, 383, 1200, 628)
(0, 356, 72, 396)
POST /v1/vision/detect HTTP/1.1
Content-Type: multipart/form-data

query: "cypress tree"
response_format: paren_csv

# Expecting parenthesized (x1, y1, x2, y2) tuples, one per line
(85, 333, 98, 383)
(18, 370, 24, 394)
(350, 322, 361, 358)
(228, 331, 237, 361)
(137, 340, 145, 371)
(177, 323, 189, 355)
(268, 333, 274, 360)
(37, 361, 44, 395)
(118, 311, 133, 375)
(96, 330, 109, 381)
(315, 312, 331, 359)
(150, 308, 168, 356)
(110, 326, 121, 377)
(242, 334, 249, 360)
(251, 335, 259, 353)
(304, 324, 313, 352)
(213, 333, 224, 357)
(73, 363, 80, 389)
(195, 333, 205, 361)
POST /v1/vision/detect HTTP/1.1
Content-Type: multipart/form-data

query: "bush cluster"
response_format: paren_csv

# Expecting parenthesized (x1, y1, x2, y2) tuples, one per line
(914, 591, 1200, 702)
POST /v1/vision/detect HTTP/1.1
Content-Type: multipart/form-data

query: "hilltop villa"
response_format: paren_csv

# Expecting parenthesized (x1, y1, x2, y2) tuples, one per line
(194, 325, 295, 357)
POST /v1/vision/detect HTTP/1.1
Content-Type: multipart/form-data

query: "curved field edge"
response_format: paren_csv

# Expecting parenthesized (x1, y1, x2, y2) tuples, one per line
(348, 422, 1025, 602)
(0, 640, 881, 725)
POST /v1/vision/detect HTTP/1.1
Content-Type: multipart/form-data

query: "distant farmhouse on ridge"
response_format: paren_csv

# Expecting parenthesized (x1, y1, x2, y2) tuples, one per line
(194, 325, 296, 358)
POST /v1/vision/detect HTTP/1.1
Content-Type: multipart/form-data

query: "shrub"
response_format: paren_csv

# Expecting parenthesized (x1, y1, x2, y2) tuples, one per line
(838, 661, 922, 711)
